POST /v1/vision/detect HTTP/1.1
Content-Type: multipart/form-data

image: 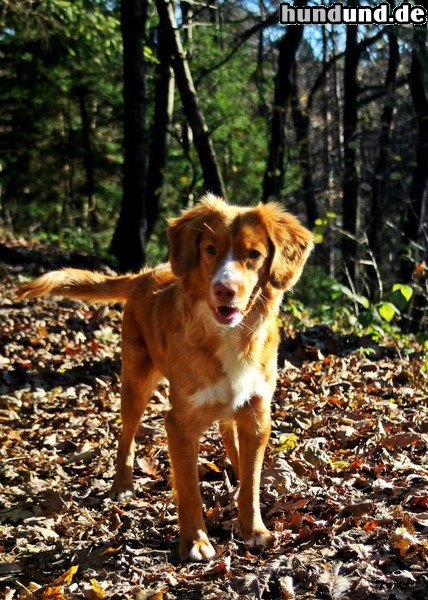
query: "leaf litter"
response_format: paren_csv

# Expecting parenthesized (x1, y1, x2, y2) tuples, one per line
(0, 242, 427, 599)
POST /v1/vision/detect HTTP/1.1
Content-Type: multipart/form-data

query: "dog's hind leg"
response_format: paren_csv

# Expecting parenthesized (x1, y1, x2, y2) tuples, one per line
(110, 340, 161, 500)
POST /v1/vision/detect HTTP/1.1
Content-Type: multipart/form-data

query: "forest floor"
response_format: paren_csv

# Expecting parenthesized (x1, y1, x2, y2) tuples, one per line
(1, 241, 428, 600)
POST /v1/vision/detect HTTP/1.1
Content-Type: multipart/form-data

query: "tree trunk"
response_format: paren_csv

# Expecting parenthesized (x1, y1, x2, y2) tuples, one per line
(368, 31, 399, 292)
(330, 31, 343, 200)
(178, 0, 195, 207)
(342, 5, 360, 283)
(319, 26, 330, 193)
(290, 63, 317, 227)
(146, 23, 175, 240)
(154, 0, 227, 199)
(59, 109, 76, 228)
(110, 0, 148, 273)
(181, 0, 193, 44)
(401, 5, 428, 281)
(261, 0, 306, 203)
(77, 86, 97, 229)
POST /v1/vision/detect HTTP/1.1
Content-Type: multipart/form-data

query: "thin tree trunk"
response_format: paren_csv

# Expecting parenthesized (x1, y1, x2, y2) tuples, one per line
(401, 4, 428, 281)
(154, 0, 227, 199)
(208, 0, 218, 28)
(331, 30, 343, 201)
(255, 13, 268, 120)
(110, 0, 148, 272)
(77, 86, 97, 229)
(59, 109, 75, 227)
(320, 25, 330, 193)
(179, 0, 195, 206)
(181, 0, 193, 44)
(342, 4, 360, 283)
(261, 0, 306, 203)
(146, 23, 175, 240)
(290, 63, 317, 227)
(368, 32, 399, 288)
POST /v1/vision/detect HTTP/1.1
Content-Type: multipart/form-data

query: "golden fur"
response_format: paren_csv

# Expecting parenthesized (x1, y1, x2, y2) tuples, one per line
(18, 194, 314, 561)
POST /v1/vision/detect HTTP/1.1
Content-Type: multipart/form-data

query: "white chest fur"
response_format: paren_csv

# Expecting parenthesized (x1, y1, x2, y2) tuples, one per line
(190, 319, 274, 411)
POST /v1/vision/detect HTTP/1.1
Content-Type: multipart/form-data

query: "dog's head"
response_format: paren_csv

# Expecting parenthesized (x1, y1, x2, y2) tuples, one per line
(168, 194, 314, 327)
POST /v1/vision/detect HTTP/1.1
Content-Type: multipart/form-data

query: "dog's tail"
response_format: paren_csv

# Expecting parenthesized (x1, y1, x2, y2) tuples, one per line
(17, 268, 138, 303)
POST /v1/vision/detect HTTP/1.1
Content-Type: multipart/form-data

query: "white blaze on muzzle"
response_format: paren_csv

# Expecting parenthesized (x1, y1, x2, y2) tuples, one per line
(212, 252, 244, 291)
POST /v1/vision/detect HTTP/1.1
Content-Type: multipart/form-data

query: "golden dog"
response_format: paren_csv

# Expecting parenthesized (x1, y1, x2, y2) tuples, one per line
(18, 194, 313, 561)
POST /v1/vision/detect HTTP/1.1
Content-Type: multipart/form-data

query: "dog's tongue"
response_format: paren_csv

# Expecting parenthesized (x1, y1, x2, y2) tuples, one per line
(214, 305, 242, 325)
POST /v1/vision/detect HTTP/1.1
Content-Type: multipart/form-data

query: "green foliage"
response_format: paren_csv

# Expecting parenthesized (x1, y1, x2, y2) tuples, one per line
(160, 22, 272, 205)
(0, 0, 123, 235)
(0, 0, 424, 329)
(333, 283, 370, 310)
(290, 265, 414, 341)
(36, 226, 112, 255)
(313, 212, 337, 244)
(355, 284, 414, 337)
(0, 0, 284, 244)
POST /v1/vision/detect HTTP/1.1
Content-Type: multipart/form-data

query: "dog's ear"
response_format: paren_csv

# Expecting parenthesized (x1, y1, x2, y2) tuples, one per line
(168, 194, 226, 277)
(259, 203, 314, 290)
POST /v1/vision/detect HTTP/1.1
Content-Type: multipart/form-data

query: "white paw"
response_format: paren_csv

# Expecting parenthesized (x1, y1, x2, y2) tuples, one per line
(180, 530, 216, 562)
(188, 540, 216, 561)
(109, 484, 134, 501)
(244, 530, 274, 549)
(115, 489, 134, 502)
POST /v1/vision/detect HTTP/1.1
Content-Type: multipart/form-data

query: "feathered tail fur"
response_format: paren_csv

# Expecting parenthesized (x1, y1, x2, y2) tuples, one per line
(17, 268, 137, 303)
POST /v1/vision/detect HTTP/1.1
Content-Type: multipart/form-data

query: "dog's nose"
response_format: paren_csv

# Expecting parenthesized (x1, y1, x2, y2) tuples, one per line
(213, 282, 237, 303)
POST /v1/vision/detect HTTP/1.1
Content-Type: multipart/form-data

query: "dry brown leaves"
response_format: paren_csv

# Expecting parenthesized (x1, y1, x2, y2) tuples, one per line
(1, 244, 427, 599)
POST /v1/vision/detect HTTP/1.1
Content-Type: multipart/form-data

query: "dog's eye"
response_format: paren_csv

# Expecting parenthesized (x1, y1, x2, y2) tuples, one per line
(249, 249, 261, 259)
(206, 245, 217, 256)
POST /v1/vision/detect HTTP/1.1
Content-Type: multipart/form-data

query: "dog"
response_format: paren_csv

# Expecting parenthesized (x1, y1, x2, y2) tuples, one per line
(18, 194, 314, 561)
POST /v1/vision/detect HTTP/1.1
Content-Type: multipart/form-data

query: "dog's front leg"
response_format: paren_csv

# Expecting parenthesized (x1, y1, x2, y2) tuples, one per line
(165, 409, 216, 561)
(219, 419, 240, 479)
(235, 395, 274, 548)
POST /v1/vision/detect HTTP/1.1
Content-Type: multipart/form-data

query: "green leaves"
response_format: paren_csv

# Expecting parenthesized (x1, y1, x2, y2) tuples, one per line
(377, 284, 413, 323)
(313, 212, 337, 244)
(333, 282, 414, 335)
(390, 284, 413, 307)
(333, 283, 370, 309)
(0, 0, 123, 239)
(377, 302, 399, 323)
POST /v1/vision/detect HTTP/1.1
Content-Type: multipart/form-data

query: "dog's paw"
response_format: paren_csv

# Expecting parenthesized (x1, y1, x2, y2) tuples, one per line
(243, 528, 275, 550)
(179, 530, 216, 562)
(109, 481, 135, 501)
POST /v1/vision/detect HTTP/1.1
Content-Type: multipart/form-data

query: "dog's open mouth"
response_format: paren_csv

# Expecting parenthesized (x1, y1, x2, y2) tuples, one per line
(213, 305, 243, 326)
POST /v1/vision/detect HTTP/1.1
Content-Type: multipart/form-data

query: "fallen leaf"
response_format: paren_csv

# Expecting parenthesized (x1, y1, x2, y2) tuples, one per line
(89, 579, 105, 599)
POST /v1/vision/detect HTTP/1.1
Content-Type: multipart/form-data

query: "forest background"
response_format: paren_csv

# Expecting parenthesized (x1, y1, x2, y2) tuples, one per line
(1, 2, 428, 597)
(0, 0, 427, 333)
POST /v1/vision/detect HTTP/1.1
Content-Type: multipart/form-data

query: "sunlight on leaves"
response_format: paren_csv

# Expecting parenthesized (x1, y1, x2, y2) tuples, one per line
(90, 579, 106, 599)
(378, 302, 399, 323)
(274, 433, 299, 454)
